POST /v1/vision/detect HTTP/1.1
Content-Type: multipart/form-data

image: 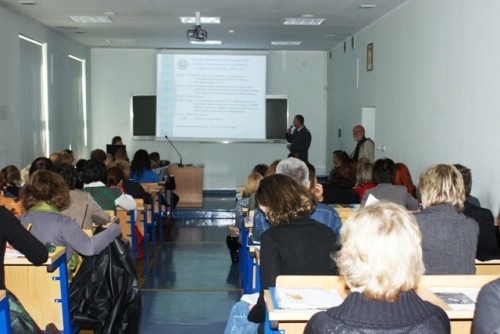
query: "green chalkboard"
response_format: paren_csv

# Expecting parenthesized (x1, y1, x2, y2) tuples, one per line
(132, 95, 156, 137)
(131, 95, 288, 140)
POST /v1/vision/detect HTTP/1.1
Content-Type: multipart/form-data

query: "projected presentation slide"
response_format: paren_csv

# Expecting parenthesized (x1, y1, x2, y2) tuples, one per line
(156, 53, 267, 140)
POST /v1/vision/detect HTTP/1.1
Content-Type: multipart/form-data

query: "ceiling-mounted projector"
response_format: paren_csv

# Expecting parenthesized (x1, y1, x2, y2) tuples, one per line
(187, 25, 207, 41)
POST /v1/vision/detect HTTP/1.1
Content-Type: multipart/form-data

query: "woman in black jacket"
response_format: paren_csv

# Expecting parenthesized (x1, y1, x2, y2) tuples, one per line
(224, 174, 338, 334)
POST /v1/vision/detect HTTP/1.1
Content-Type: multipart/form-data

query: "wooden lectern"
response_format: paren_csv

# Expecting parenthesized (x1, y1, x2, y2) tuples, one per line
(168, 164, 204, 207)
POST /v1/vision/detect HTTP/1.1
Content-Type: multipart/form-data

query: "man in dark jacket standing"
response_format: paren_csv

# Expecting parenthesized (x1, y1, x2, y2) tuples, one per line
(285, 114, 312, 163)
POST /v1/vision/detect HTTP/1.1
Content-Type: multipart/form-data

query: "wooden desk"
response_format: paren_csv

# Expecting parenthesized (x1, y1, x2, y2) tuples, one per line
(264, 275, 500, 334)
(0, 290, 11, 334)
(5, 247, 77, 334)
(168, 165, 203, 208)
(328, 204, 360, 223)
(475, 259, 500, 275)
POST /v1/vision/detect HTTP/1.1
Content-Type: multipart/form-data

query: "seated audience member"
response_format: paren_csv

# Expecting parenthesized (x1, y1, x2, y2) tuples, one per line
(353, 161, 375, 200)
(361, 158, 419, 210)
(29, 157, 53, 176)
(253, 158, 342, 241)
(327, 150, 350, 181)
(49, 152, 63, 165)
(54, 162, 111, 229)
(59, 150, 73, 165)
(242, 172, 263, 211)
(114, 147, 129, 162)
(90, 149, 107, 165)
(19, 170, 122, 261)
(105, 153, 114, 167)
(264, 159, 281, 177)
(130, 149, 160, 183)
(149, 152, 161, 169)
(111, 136, 123, 145)
(228, 172, 264, 263)
(80, 159, 136, 211)
(107, 165, 152, 205)
(20, 164, 31, 186)
(307, 162, 325, 202)
(150, 152, 171, 180)
(414, 164, 479, 274)
(251, 164, 268, 177)
(322, 164, 360, 205)
(224, 174, 338, 334)
(454, 164, 500, 260)
(394, 162, 417, 197)
(62, 149, 75, 164)
(473, 278, 500, 334)
(0, 206, 48, 334)
(305, 202, 450, 334)
(1, 164, 22, 198)
(74, 159, 86, 189)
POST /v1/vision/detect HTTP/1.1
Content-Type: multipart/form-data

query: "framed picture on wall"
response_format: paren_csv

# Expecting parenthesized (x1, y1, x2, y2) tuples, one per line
(367, 43, 374, 71)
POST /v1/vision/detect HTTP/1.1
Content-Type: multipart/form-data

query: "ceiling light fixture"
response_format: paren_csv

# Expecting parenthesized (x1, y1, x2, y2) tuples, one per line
(68, 16, 114, 24)
(190, 40, 222, 45)
(284, 18, 325, 26)
(271, 41, 302, 46)
(359, 5, 376, 9)
(180, 16, 221, 24)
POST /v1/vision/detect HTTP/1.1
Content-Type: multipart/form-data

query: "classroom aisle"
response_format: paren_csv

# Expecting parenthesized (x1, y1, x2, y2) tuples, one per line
(139, 195, 241, 333)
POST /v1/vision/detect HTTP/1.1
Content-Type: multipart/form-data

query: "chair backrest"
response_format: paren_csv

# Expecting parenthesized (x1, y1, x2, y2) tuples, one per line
(140, 182, 159, 193)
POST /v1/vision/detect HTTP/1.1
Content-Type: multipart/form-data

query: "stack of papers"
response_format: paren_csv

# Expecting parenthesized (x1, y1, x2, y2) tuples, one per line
(429, 287, 479, 310)
(275, 287, 343, 310)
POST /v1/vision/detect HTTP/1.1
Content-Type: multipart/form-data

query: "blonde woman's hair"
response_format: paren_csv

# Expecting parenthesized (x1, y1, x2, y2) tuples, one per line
(356, 162, 373, 185)
(419, 164, 465, 211)
(336, 202, 424, 302)
(243, 172, 263, 197)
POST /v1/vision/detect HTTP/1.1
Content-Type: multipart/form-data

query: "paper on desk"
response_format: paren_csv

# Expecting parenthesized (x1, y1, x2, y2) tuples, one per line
(429, 287, 479, 310)
(4, 247, 25, 258)
(276, 288, 343, 310)
(365, 194, 379, 207)
(241, 292, 260, 305)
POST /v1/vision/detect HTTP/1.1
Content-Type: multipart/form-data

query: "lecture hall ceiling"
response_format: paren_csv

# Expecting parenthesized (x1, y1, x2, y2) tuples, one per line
(0, 0, 408, 50)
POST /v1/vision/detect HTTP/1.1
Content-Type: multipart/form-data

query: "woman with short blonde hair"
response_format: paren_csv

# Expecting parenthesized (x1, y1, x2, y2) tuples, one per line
(242, 172, 263, 197)
(419, 164, 465, 211)
(337, 202, 424, 302)
(305, 202, 450, 334)
(414, 164, 478, 274)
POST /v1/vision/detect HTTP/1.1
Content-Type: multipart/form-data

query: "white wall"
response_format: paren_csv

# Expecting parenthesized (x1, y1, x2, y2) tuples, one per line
(327, 0, 500, 211)
(90, 49, 328, 189)
(0, 5, 91, 168)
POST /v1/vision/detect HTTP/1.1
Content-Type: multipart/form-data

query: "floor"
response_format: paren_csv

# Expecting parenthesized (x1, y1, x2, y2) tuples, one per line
(139, 192, 241, 333)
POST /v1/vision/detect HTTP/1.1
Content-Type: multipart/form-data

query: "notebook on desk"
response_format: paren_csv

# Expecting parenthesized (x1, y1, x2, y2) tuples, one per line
(272, 287, 343, 310)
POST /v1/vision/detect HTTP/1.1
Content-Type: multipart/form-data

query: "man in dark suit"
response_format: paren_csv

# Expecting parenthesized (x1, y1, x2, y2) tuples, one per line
(285, 114, 312, 163)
